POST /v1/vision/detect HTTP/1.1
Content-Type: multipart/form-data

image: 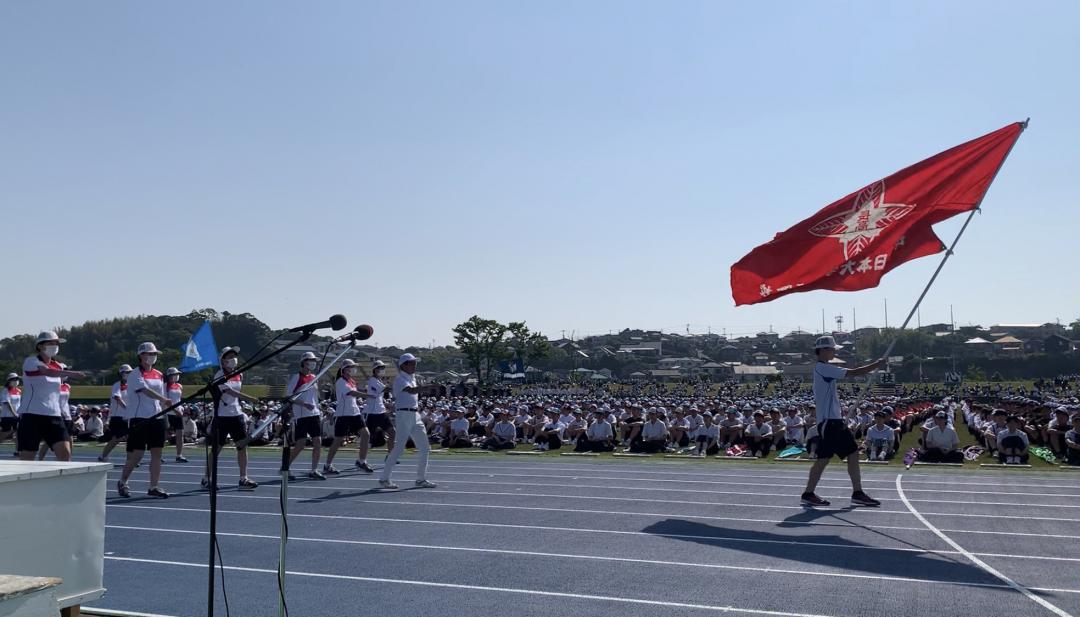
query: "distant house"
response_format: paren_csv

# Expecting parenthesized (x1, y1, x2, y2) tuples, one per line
(992, 335, 1025, 356)
(700, 362, 735, 379)
(733, 365, 779, 382)
(628, 371, 647, 381)
(648, 369, 683, 383)
(718, 345, 742, 362)
(1045, 334, 1075, 355)
(962, 337, 993, 358)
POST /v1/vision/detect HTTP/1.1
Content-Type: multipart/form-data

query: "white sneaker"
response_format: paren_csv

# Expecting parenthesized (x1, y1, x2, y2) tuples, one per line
(415, 479, 437, 488)
(378, 480, 399, 489)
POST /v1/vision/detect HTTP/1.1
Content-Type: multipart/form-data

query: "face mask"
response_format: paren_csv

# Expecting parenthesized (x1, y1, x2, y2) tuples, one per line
(303, 362, 315, 372)
(143, 355, 157, 367)
(343, 369, 354, 378)
(223, 358, 238, 370)
(42, 345, 59, 358)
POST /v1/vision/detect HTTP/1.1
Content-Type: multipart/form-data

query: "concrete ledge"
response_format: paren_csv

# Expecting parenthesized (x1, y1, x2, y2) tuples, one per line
(914, 461, 964, 467)
(560, 452, 598, 457)
(979, 463, 1033, 468)
(0, 575, 62, 602)
(612, 453, 652, 458)
(506, 450, 544, 456)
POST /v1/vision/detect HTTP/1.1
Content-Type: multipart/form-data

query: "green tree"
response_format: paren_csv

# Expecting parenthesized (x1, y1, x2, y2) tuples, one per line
(506, 321, 550, 369)
(451, 316, 509, 385)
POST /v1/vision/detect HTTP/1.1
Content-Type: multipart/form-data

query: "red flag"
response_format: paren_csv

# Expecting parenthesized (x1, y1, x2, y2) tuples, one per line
(730, 122, 1024, 306)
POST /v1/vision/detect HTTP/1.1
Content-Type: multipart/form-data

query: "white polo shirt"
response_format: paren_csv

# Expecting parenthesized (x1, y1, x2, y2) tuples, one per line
(813, 362, 847, 421)
(924, 425, 960, 451)
(285, 373, 320, 418)
(492, 421, 516, 441)
(1, 386, 22, 418)
(19, 355, 63, 417)
(393, 372, 418, 410)
(128, 367, 165, 419)
(586, 420, 613, 441)
(109, 381, 128, 419)
(642, 419, 667, 440)
(866, 424, 894, 444)
(364, 377, 386, 415)
(335, 378, 361, 417)
(214, 370, 244, 418)
(449, 417, 470, 436)
(746, 422, 772, 438)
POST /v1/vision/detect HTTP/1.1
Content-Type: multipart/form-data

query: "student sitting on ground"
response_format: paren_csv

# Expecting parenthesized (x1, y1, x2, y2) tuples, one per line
(443, 407, 474, 448)
(564, 409, 587, 444)
(767, 409, 787, 452)
(668, 409, 692, 448)
(921, 411, 963, 463)
(982, 409, 1008, 457)
(533, 409, 565, 451)
(997, 415, 1030, 465)
(1046, 408, 1072, 458)
(482, 410, 517, 450)
(575, 409, 615, 452)
(630, 408, 669, 453)
(1064, 413, 1080, 467)
(743, 411, 773, 457)
(783, 406, 805, 447)
(864, 411, 896, 461)
(619, 406, 645, 447)
(693, 413, 718, 455)
(719, 408, 744, 449)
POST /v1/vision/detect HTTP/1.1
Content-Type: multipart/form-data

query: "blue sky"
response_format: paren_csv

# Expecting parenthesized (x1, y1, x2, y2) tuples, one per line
(2, 1, 1077, 347)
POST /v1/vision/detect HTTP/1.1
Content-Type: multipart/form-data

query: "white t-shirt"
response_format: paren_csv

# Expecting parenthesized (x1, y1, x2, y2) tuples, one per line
(587, 420, 613, 441)
(0, 387, 21, 418)
(167, 382, 183, 415)
(214, 370, 244, 418)
(393, 372, 418, 410)
(866, 424, 894, 444)
(128, 367, 165, 419)
(492, 421, 516, 441)
(335, 378, 361, 417)
(286, 373, 320, 418)
(746, 422, 772, 438)
(996, 428, 1029, 447)
(20, 356, 63, 417)
(783, 415, 805, 441)
(924, 425, 960, 451)
(84, 415, 104, 438)
(364, 377, 386, 415)
(59, 384, 72, 420)
(642, 420, 667, 440)
(449, 417, 471, 436)
(813, 362, 847, 421)
(697, 424, 719, 440)
(109, 381, 128, 419)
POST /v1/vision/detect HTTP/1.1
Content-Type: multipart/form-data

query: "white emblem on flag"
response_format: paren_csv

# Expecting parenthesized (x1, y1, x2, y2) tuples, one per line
(759, 283, 772, 297)
(185, 340, 201, 362)
(808, 181, 915, 260)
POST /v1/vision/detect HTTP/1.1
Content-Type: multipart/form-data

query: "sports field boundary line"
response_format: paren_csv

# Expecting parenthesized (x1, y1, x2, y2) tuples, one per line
(102, 555, 838, 617)
(896, 474, 1075, 617)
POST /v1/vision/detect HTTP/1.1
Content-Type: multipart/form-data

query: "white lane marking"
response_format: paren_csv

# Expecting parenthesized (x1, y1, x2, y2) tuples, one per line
(103, 468, 1080, 502)
(108, 502, 1080, 543)
(896, 474, 1074, 617)
(103, 555, 837, 617)
(81, 608, 179, 617)
(107, 479, 1080, 523)
(105, 523, 1080, 566)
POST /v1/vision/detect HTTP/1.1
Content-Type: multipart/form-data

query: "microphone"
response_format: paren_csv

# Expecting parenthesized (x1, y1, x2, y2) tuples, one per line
(288, 314, 347, 333)
(333, 324, 375, 343)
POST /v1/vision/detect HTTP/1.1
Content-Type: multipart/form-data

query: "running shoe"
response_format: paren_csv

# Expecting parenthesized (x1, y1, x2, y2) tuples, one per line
(800, 492, 830, 507)
(308, 470, 327, 481)
(414, 479, 438, 489)
(323, 464, 341, 475)
(851, 491, 881, 507)
(378, 480, 399, 489)
(147, 487, 170, 499)
(117, 481, 131, 498)
(355, 461, 374, 473)
(238, 478, 258, 491)
(175, 456, 189, 463)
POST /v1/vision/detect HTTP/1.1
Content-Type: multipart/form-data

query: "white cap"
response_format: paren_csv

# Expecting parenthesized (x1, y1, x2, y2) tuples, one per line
(372, 360, 387, 369)
(220, 346, 240, 359)
(300, 352, 317, 362)
(813, 335, 841, 350)
(6, 373, 19, 381)
(166, 367, 181, 376)
(398, 353, 420, 367)
(119, 364, 133, 374)
(137, 342, 161, 355)
(36, 331, 66, 345)
(341, 359, 357, 369)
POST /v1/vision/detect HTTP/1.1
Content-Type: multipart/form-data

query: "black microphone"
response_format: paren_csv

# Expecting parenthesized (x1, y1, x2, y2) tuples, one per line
(333, 324, 375, 342)
(288, 314, 347, 333)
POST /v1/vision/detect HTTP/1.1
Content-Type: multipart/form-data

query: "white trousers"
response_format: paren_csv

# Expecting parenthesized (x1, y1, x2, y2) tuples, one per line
(380, 411, 429, 482)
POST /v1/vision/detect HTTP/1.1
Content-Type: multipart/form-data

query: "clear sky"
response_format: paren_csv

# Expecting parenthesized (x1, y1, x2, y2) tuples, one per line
(2, 1, 1077, 347)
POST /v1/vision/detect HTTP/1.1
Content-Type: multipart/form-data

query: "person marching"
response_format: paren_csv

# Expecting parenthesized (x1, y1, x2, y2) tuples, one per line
(202, 347, 260, 491)
(16, 331, 85, 462)
(379, 353, 436, 490)
(99, 364, 133, 462)
(165, 367, 187, 462)
(359, 360, 393, 471)
(0, 373, 21, 446)
(117, 343, 171, 498)
(285, 352, 326, 480)
(800, 336, 885, 507)
(38, 366, 75, 459)
(323, 359, 369, 475)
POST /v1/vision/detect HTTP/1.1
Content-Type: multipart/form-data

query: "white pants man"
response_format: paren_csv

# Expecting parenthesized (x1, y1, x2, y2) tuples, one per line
(379, 411, 434, 488)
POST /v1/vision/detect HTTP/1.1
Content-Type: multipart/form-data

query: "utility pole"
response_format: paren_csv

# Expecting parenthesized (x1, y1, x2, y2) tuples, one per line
(821, 309, 826, 334)
(884, 299, 889, 330)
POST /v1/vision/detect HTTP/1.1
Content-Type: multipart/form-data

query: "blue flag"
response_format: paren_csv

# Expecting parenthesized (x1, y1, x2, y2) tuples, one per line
(179, 320, 219, 373)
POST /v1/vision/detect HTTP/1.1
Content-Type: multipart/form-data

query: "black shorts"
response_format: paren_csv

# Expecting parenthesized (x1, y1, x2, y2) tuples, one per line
(334, 415, 367, 438)
(1, 417, 17, 432)
(16, 414, 68, 451)
(167, 415, 183, 431)
(108, 416, 129, 439)
(294, 416, 322, 441)
(211, 416, 249, 449)
(127, 418, 167, 452)
(816, 419, 858, 460)
(64, 419, 76, 437)
(365, 413, 393, 432)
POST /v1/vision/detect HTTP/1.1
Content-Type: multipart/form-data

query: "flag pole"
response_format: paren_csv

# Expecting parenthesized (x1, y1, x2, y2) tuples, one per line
(881, 118, 1028, 361)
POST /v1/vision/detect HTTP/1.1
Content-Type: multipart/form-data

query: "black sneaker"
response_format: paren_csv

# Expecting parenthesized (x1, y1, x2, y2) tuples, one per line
(117, 482, 131, 498)
(851, 491, 881, 507)
(175, 456, 189, 463)
(355, 461, 374, 473)
(238, 478, 258, 491)
(308, 470, 327, 481)
(323, 465, 341, 475)
(147, 487, 170, 499)
(800, 492, 830, 507)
